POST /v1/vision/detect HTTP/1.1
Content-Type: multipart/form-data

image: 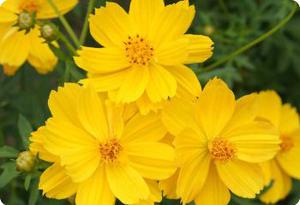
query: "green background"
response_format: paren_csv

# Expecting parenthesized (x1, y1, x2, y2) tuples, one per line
(0, 0, 300, 204)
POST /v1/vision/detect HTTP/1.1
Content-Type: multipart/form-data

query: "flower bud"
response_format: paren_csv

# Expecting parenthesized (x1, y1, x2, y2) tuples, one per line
(17, 11, 35, 31)
(16, 151, 35, 172)
(41, 24, 58, 42)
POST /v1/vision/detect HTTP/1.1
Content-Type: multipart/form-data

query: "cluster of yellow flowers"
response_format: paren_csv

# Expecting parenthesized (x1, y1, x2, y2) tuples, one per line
(1, 0, 300, 205)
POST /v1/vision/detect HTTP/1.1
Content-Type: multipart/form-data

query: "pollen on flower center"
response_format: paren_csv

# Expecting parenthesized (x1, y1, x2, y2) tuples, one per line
(99, 139, 122, 163)
(280, 136, 294, 152)
(209, 138, 236, 162)
(124, 35, 154, 66)
(19, 0, 39, 13)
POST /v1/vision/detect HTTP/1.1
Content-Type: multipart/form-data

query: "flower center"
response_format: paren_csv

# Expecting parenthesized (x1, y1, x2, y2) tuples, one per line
(124, 35, 154, 66)
(280, 136, 294, 152)
(19, 0, 39, 13)
(99, 139, 122, 163)
(210, 138, 236, 162)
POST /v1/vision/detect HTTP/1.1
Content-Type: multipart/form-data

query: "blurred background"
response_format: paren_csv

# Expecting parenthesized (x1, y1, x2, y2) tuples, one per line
(0, 0, 300, 204)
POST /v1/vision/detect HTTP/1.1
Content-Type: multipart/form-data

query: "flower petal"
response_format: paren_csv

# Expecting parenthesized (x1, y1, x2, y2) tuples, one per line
(90, 2, 132, 47)
(106, 164, 150, 204)
(195, 78, 236, 139)
(159, 169, 180, 199)
(74, 47, 130, 74)
(216, 159, 264, 198)
(37, 0, 78, 19)
(126, 142, 176, 180)
(0, 7, 17, 23)
(184, 34, 214, 64)
(279, 103, 299, 135)
(146, 64, 177, 103)
(27, 27, 57, 74)
(115, 66, 149, 103)
(122, 113, 167, 144)
(39, 163, 77, 199)
(195, 165, 230, 205)
(76, 166, 115, 205)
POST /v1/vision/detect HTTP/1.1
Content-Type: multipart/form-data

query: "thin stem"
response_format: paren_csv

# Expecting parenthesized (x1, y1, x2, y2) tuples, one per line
(46, 0, 80, 48)
(202, 3, 298, 72)
(58, 31, 77, 56)
(79, 0, 96, 45)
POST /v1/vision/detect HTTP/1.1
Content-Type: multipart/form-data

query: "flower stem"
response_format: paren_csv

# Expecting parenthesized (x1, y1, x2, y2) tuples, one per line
(79, 0, 96, 45)
(202, 3, 298, 72)
(46, 0, 80, 48)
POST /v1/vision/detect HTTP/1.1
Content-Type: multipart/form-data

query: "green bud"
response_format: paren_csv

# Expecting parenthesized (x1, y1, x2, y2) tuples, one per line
(41, 24, 58, 42)
(17, 11, 35, 31)
(16, 151, 35, 172)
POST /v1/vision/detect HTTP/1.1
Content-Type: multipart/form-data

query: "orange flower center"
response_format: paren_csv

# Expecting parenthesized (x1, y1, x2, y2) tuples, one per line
(280, 136, 294, 152)
(124, 35, 154, 66)
(99, 139, 122, 163)
(210, 138, 236, 162)
(19, 0, 39, 13)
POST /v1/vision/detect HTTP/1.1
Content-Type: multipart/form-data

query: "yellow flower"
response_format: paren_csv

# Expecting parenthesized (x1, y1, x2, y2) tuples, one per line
(163, 78, 280, 205)
(75, 0, 213, 114)
(0, 0, 78, 75)
(29, 83, 176, 205)
(256, 91, 300, 204)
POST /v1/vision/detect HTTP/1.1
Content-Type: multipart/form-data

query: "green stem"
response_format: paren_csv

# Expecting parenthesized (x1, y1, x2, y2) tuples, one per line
(58, 31, 77, 56)
(79, 0, 96, 45)
(202, 3, 298, 72)
(46, 0, 80, 48)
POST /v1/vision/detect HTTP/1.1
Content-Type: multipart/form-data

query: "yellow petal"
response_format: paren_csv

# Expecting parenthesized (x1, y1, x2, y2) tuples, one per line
(1, 64, 20, 76)
(195, 165, 230, 205)
(76, 166, 115, 205)
(122, 113, 167, 144)
(48, 83, 82, 127)
(223, 121, 280, 163)
(155, 38, 188, 65)
(0, 7, 17, 23)
(184, 34, 214, 64)
(260, 160, 292, 204)
(277, 130, 300, 179)
(149, 1, 195, 45)
(279, 103, 300, 135)
(115, 66, 149, 103)
(195, 78, 236, 139)
(90, 2, 132, 47)
(216, 159, 264, 198)
(177, 152, 211, 203)
(146, 64, 177, 103)
(105, 100, 124, 139)
(37, 0, 78, 19)
(0, 27, 29, 67)
(136, 93, 165, 115)
(106, 164, 150, 204)
(131, 180, 162, 205)
(126, 142, 176, 180)
(129, 0, 164, 37)
(39, 163, 77, 199)
(77, 87, 109, 141)
(159, 169, 180, 199)
(75, 47, 130, 74)
(80, 69, 129, 92)
(167, 65, 201, 97)
(27, 27, 57, 74)
(256, 90, 282, 128)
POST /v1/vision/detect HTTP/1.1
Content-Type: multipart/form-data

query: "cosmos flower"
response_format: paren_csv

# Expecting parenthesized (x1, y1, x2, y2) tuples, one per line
(75, 0, 213, 114)
(0, 0, 78, 75)
(30, 83, 176, 205)
(256, 91, 300, 204)
(163, 78, 280, 205)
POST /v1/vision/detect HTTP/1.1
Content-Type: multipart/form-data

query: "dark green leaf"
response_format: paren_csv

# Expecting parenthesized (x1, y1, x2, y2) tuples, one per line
(0, 162, 20, 188)
(24, 174, 32, 191)
(0, 146, 19, 158)
(17, 114, 33, 149)
(28, 179, 40, 205)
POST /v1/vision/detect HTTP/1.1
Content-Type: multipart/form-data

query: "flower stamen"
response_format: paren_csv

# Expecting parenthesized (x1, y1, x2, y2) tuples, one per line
(210, 138, 236, 162)
(19, 0, 39, 13)
(99, 139, 122, 163)
(124, 35, 154, 66)
(280, 136, 294, 152)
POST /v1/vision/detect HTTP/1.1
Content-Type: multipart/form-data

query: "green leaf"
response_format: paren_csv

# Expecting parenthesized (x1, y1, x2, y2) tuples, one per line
(24, 174, 32, 191)
(0, 146, 18, 158)
(17, 114, 33, 149)
(28, 179, 40, 205)
(0, 162, 20, 188)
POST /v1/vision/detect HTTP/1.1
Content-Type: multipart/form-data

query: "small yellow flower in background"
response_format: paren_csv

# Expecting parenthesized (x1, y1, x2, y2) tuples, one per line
(75, 0, 213, 114)
(0, 0, 78, 75)
(163, 78, 280, 205)
(256, 91, 300, 204)
(29, 83, 176, 205)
